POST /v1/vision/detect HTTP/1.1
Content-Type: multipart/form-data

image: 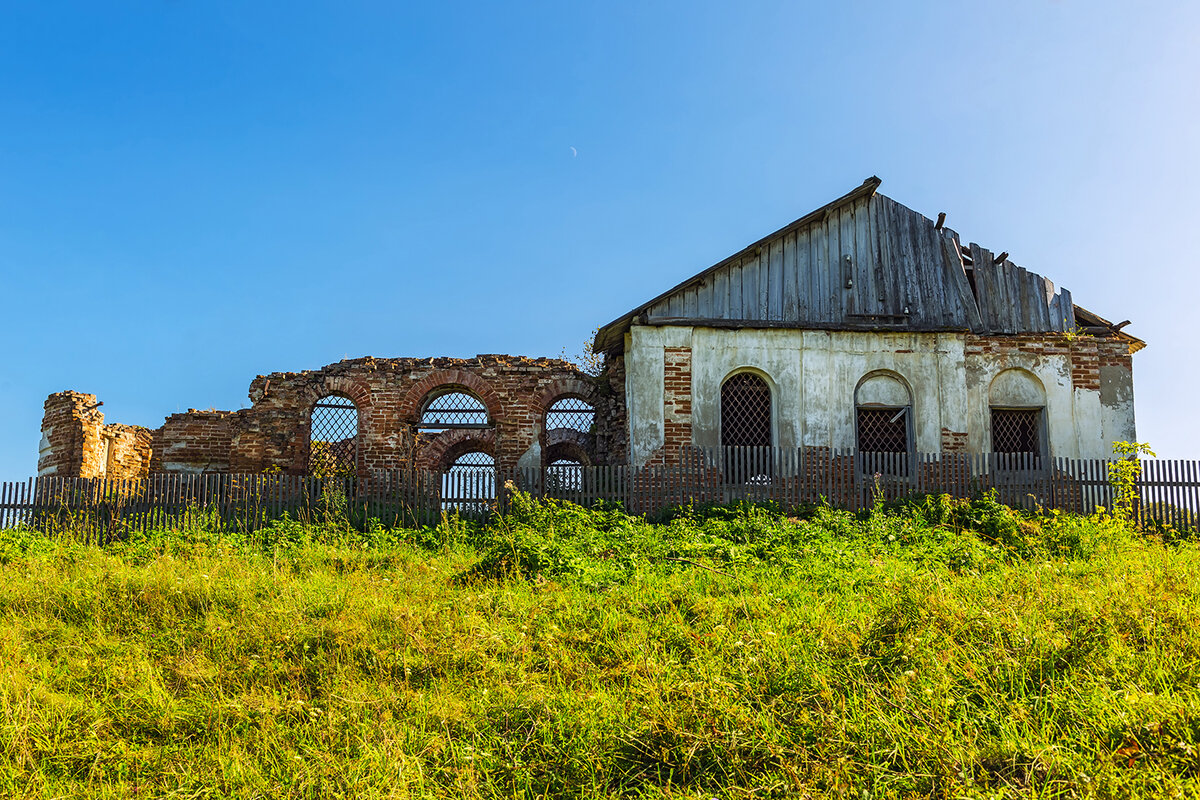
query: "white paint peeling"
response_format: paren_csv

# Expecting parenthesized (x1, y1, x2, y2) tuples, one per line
(624, 324, 1135, 467)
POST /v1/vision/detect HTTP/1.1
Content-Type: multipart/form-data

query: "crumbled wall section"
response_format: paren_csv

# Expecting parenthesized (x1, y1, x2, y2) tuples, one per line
(940, 428, 969, 453)
(593, 353, 628, 466)
(230, 355, 603, 475)
(152, 410, 241, 473)
(103, 425, 154, 479)
(38, 392, 152, 479)
(663, 347, 693, 451)
(39, 355, 614, 479)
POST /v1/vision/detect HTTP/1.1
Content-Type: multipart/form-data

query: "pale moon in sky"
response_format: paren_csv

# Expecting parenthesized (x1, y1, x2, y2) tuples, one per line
(570, 146, 577, 157)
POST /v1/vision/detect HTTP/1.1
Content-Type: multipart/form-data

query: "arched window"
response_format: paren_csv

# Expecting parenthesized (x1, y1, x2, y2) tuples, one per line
(855, 373, 913, 456)
(309, 395, 359, 477)
(442, 449, 495, 515)
(989, 369, 1046, 466)
(720, 372, 771, 448)
(545, 396, 595, 433)
(418, 390, 490, 433)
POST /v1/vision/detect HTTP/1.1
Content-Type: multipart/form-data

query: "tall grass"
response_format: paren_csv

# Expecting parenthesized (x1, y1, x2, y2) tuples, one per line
(0, 494, 1198, 798)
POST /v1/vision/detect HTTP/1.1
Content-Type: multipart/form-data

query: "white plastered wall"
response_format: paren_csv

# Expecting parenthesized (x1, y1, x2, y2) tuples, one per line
(964, 349, 1085, 458)
(624, 325, 1131, 466)
(626, 326, 970, 465)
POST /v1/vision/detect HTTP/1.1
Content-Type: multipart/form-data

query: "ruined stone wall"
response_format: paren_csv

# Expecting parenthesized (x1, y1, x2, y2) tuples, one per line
(152, 410, 241, 473)
(38, 354, 617, 479)
(229, 354, 604, 474)
(38, 392, 152, 479)
(592, 353, 628, 466)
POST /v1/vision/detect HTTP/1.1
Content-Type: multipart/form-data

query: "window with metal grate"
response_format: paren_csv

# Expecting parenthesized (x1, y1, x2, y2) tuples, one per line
(418, 391, 490, 432)
(547, 458, 583, 492)
(442, 450, 496, 512)
(721, 373, 771, 448)
(309, 396, 358, 477)
(991, 408, 1041, 455)
(545, 397, 594, 433)
(856, 408, 909, 453)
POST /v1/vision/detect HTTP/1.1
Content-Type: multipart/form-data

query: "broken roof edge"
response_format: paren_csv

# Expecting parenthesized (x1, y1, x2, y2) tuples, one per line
(592, 175, 882, 354)
(1073, 304, 1147, 353)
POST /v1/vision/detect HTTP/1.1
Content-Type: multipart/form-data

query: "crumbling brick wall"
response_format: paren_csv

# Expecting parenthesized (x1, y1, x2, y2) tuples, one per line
(152, 410, 241, 473)
(593, 353, 628, 466)
(38, 392, 153, 479)
(39, 354, 621, 479)
(231, 355, 604, 474)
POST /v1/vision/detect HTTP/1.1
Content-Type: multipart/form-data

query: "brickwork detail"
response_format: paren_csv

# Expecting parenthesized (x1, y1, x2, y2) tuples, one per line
(964, 332, 1133, 393)
(940, 428, 969, 453)
(663, 347, 693, 450)
(153, 410, 240, 473)
(39, 392, 153, 479)
(41, 355, 614, 479)
(593, 354, 628, 466)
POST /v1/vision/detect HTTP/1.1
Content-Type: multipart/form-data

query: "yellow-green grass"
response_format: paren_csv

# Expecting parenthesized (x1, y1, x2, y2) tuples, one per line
(0, 495, 1197, 798)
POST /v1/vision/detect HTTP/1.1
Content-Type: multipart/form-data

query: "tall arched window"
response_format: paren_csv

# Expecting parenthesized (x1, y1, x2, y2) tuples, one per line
(989, 369, 1046, 467)
(309, 395, 359, 477)
(855, 373, 913, 476)
(720, 372, 772, 448)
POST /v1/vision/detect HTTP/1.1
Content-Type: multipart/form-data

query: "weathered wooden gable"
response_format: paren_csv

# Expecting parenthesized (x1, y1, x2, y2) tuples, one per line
(594, 178, 1079, 352)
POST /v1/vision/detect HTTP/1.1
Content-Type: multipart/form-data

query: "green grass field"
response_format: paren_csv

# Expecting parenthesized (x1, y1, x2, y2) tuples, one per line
(0, 492, 1198, 798)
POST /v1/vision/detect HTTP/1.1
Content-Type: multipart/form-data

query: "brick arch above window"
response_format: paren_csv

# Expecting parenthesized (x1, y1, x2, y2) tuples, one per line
(535, 377, 598, 418)
(398, 369, 504, 424)
(545, 428, 593, 467)
(301, 376, 374, 418)
(417, 428, 497, 473)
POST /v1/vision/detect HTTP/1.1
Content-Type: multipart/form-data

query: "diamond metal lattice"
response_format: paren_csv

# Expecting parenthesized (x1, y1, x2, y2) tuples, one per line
(310, 396, 358, 476)
(546, 397, 594, 433)
(443, 450, 496, 511)
(857, 408, 909, 453)
(721, 373, 771, 447)
(547, 458, 583, 492)
(419, 391, 489, 430)
(992, 409, 1040, 454)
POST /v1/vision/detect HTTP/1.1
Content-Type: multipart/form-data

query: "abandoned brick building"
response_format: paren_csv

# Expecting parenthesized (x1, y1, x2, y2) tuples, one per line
(38, 177, 1142, 483)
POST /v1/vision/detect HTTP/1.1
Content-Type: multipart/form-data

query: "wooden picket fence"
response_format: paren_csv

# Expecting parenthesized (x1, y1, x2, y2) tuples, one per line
(0, 448, 1196, 540)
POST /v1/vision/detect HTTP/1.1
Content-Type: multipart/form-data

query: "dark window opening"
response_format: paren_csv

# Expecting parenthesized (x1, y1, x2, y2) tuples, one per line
(310, 395, 358, 477)
(419, 391, 489, 432)
(857, 408, 909, 453)
(545, 397, 594, 433)
(992, 408, 1042, 457)
(857, 407, 911, 476)
(721, 373, 771, 448)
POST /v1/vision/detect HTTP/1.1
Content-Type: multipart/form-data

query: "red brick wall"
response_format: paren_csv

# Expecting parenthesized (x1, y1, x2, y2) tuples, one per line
(593, 353, 628, 466)
(38, 392, 152, 479)
(940, 428, 968, 453)
(663, 347, 693, 450)
(153, 410, 240, 472)
(39, 355, 610, 479)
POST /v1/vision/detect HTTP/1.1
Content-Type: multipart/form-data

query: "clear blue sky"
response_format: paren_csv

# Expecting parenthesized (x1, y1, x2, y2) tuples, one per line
(2, 1, 1198, 480)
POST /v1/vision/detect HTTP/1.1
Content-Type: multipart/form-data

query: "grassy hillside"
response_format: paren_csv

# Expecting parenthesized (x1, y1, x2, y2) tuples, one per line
(0, 494, 1198, 798)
